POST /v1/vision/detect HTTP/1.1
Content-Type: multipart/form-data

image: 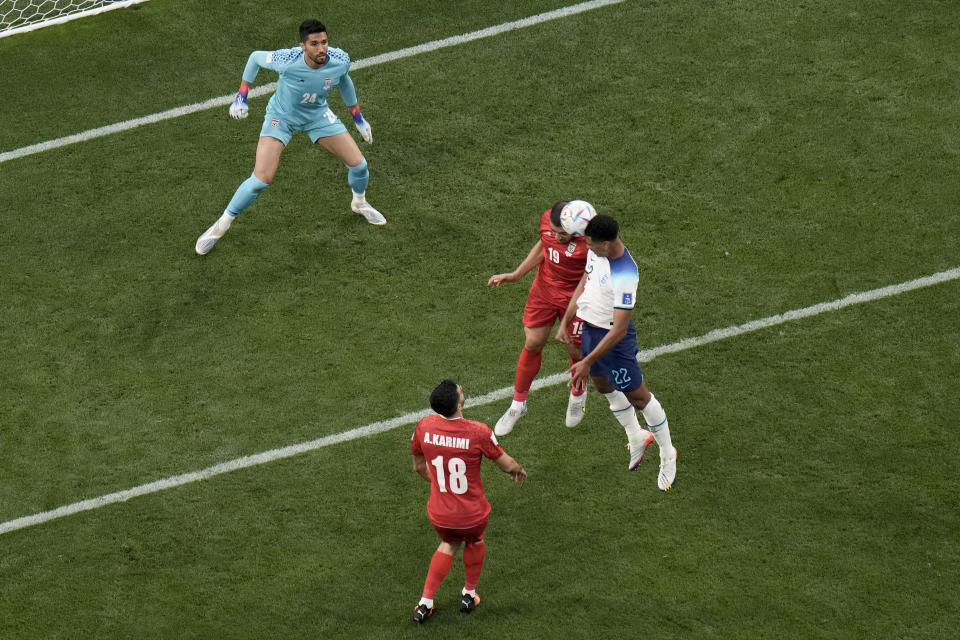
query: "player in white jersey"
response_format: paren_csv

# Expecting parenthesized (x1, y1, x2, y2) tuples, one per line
(195, 19, 385, 255)
(556, 214, 678, 490)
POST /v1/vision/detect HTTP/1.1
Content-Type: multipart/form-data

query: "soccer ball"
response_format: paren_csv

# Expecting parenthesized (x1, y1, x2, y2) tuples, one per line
(559, 200, 597, 237)
(560, 200, 597, 237)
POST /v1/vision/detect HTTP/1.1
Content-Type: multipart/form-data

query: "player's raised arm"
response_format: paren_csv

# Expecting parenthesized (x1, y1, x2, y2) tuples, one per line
(487, 240, 545, 287)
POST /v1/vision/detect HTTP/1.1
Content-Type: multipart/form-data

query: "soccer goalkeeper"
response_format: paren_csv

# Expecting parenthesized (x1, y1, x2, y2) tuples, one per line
(196, 18, 385, 256)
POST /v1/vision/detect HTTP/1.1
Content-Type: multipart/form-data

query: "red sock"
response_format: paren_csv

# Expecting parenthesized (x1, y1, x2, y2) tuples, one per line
(514, 347, 542, 401)
(569, 356, 586, 396)
(422, 550, 454, 599)
(463, 540, 486, 591)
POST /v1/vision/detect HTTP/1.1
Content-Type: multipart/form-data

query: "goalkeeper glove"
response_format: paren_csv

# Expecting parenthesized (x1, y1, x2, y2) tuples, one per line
(229, 88, 249, 120)
(349, 105, 372, 143)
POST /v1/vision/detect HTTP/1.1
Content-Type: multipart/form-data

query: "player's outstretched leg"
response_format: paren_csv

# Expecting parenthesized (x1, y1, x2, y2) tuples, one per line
(196, 173, 270, 255)
(346, 159, 386, 225)
(496, 346, 542, 436)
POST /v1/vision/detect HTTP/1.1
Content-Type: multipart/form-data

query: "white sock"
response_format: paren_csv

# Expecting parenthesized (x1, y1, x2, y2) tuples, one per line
(219, 211, 235, 228)
(642, 394, 673, 454)
(604, 391, 646, 446)
(462, 588, 476, 597)
(352, 191, 366, 203)
(510, 399, 526, 411)
(418, 597, 434, 608)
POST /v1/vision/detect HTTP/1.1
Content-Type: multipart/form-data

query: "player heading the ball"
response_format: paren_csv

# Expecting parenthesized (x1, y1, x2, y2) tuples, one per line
(557, 214, 678, 490)
(487, 200, 596, 434)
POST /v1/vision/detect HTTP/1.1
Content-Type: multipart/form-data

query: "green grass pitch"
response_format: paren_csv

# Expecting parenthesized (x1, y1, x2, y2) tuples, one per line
(1, 0, 958, 637)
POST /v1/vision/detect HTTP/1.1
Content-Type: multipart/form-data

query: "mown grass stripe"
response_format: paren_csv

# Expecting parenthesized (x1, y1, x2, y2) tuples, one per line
(0, 0, 624, 164)
(3, 265, 957, 537)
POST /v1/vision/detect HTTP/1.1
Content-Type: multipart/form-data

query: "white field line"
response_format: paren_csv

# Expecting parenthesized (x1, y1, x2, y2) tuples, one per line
(2, 265, 959, 537)
(0, 0, 624, 164)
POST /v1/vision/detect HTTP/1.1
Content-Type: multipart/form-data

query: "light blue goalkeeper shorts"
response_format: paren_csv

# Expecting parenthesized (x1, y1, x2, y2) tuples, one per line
(259, 108, 348, 145)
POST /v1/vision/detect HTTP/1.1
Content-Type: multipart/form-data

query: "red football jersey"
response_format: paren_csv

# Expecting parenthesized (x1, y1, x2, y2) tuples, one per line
(534, 209, 589, 293)
(411, 415, 505, 529)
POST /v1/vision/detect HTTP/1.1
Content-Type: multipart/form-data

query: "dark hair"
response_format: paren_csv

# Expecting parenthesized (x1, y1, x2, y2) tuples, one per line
(548, 200, 569, 227)
(299, 19, 327, 42)
(585, 214, 619, 242)
(430, 379, 461, 418)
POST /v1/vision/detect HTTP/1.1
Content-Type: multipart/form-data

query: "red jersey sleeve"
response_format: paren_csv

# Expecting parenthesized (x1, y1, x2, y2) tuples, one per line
(476, 423, 505, 461)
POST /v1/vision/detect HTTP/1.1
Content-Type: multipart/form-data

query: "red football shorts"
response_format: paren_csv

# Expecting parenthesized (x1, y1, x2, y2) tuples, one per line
(432, 518, 488, 544)
(523, 280, 583, 345)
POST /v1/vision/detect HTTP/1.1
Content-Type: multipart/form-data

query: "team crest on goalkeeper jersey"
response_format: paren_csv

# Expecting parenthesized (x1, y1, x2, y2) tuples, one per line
(324, 77, 332, 90)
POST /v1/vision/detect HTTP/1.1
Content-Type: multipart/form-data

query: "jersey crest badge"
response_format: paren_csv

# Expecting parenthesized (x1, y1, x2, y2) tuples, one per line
(270, 118, 280, 128)
(323, 77, 332, 90)
(622, 293, 633, 305)
(565, 241, 577, 256)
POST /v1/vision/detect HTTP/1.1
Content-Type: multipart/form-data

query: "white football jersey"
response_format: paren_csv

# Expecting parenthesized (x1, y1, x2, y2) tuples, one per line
(575, 248, 640, 328)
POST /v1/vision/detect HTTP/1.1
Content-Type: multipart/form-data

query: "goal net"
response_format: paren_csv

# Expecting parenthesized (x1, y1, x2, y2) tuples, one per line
(0, 0, 151, 39)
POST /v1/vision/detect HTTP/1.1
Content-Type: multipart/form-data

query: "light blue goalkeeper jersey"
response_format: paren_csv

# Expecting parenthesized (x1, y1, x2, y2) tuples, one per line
(242, 46, 358, 127)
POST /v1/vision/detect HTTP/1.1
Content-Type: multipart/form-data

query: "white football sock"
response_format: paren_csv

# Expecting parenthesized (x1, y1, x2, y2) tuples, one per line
(604, 391, 647, 446)
(418, 597, 434, 608)
(642, 394, 673, 454)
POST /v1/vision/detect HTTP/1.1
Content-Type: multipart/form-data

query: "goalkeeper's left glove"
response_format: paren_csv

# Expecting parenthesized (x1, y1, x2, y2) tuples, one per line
(349, 105, 373, 144)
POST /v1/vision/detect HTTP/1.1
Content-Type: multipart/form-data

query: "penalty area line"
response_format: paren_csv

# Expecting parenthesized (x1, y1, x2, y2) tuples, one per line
(2, 264, 958, 537)
(0, 0, 625, 164)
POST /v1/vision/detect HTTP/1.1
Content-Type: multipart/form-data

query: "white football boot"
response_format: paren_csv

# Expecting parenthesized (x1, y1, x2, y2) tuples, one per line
(494, 401, 527, 436)
(195, 213, 234, 255)
(351, 194, 387, 225)
(627, 430, 655, 471)
(565, 391, 587, 427)
(658, 446, 678, 491)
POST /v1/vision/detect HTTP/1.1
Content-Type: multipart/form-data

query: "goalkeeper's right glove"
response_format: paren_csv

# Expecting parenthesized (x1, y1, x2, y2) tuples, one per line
(229, 89, 249, 120)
